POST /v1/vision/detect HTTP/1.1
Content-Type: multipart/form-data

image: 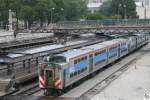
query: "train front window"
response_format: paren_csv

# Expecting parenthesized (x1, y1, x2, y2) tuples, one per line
(45, 69, 53, 87)
(53, 56, 66, 63)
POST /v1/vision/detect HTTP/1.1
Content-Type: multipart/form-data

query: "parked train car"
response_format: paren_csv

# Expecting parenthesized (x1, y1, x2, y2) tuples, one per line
(38, 33, 149, 95)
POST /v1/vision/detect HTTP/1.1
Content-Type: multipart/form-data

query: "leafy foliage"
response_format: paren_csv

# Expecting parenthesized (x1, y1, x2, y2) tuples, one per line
(99, 0, 137, 19)
(86, 12, 105, 20)
(0, 0, 87, 29)
(110, 0, 137, 18)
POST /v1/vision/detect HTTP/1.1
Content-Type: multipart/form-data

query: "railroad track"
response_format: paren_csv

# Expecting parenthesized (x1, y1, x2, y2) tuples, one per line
(77, 44, 149, 100)
(1, 83, 40, 98)
(12, 83, 40, 96)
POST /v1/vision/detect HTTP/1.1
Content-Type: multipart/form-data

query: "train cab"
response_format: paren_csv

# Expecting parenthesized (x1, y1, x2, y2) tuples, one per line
(39, 56, 68, 93)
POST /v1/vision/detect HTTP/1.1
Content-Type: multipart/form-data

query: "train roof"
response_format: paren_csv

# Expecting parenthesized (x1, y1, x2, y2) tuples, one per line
(100, 40, 119, 46)
(112, 38, 128, 43)
(56, 40, 119, 60)
(82, 43, 107, 51)
(56, 48, 92, 61)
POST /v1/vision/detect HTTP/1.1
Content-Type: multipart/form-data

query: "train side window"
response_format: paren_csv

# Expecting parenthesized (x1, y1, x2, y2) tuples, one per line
(100, 50, 105, 54)
(81, 68, 84, 73)
(84, 57, 86, 60)
(85, 56, 87, 60)
(74, 60, 77, 64)
(95, 52, 98, 56)
(81, 57, 84, 61)
(70, 73, 74, 78)
(72, 71, 77, 77)
(78, 70, 81, 74)
(77, 59, 80, 63)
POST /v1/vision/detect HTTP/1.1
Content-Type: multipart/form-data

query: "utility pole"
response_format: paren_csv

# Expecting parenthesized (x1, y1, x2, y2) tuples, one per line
(124, 4, 127, 19)
(8, 9, 13, 31)
(143, 0, 147, 25)
(144, 6, 147, 20)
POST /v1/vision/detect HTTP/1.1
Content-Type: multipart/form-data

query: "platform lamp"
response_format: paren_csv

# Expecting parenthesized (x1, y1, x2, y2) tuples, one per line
(51, 8, 55, 24)
(123, 4, 127, 19)
(117, 4, 122, 24)
(60, 8, 64, 21)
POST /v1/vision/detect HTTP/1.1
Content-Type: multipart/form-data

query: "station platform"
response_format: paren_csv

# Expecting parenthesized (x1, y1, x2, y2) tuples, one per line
(91, 46, 150, 100)
(0, 32, 53, 43)
(0, 32, 54, 52)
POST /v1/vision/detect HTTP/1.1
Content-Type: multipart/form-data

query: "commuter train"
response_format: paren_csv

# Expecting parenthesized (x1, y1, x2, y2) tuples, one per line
(38, 33, 149, 95)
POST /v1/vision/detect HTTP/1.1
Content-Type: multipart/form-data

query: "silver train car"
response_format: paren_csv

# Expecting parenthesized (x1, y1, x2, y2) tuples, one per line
(38, 34, 149, 95)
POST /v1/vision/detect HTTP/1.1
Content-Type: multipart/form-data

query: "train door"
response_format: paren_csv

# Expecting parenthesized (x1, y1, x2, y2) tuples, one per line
(89, 54, 93, 72)
(44, 69, 53, 88)
(136, 37, 138, 48)
(118, 44, 121, 57)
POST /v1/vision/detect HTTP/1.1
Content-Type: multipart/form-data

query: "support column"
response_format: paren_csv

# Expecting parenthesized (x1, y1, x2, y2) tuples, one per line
(23, 60, 26, 68)
(36, 57, 38, 65)
(28, 59, 31, 73)
(11, 63, 15, 79)
(7, 64, 11, 75)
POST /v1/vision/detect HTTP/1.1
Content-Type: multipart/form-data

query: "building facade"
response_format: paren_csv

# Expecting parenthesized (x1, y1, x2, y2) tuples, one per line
(135, 0, 150, 19)
(87, 0, 107, 13)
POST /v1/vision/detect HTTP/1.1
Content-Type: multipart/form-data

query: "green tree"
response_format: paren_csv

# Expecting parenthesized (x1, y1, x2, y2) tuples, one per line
(110, 0, 137, 19)
(99, 1, 112, 17)
(9, 0, 22, 29)
(34, 0, 48, 27)
(52, 0, 87, 21)
(0, 0, 88, 29)
(0, 0, 10, 29)
(86, 12, 105, 20)
(64, 0, 87, 21)
(21, 5, 34, 29)
(45, 0, 55, 25)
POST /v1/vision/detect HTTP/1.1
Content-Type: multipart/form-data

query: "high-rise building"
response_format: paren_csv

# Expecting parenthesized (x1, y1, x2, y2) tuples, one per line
(135, 0, 149, 6)
(88, 0, 106, 3)
(87, 0, 107, 13)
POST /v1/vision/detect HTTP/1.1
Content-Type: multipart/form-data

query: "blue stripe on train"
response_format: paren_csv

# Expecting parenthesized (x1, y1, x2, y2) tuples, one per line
(108, 47, 118, 57)
(65, 46, 128, 75)
(65, 60, 88, 75)
(93, 52, 107, 63)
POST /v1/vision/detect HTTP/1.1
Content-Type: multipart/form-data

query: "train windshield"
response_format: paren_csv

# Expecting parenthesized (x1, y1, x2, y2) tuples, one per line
(52, 56, 66, 63)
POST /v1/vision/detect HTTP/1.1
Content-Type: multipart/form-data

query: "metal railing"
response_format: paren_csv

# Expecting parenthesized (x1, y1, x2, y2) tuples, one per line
(55, 19, 150, 28)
